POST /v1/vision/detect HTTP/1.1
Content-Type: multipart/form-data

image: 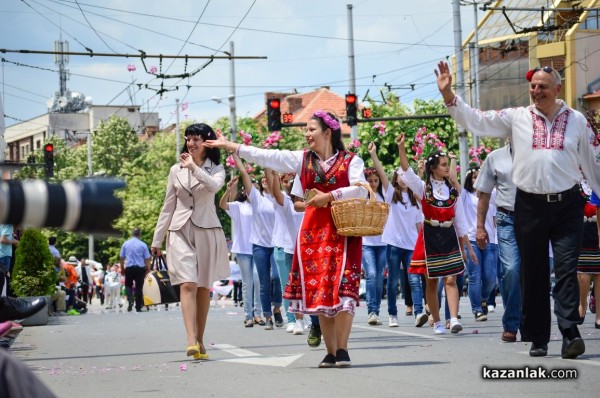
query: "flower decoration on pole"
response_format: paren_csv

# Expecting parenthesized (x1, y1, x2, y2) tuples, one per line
(238, 130, 252, 145)
(347, 138, 362, 153)
(468, 145, 492, 167)
(411, 127, 447, 161)
(372, 121, 386, 136)
(262, 131, 282, 148)
(127, 64, 136, 72)
(149, 66, 158, 74)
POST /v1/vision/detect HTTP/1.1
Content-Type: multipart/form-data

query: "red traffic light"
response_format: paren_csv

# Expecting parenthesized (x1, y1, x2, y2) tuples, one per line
(44, 143, 54, 153)
(362, 108, 372, 118)
(345, 94, 357, 104)
(269, 99, 281, 109)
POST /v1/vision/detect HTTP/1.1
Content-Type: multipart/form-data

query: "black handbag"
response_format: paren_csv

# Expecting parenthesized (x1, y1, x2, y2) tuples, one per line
(142, 255, 180, 305)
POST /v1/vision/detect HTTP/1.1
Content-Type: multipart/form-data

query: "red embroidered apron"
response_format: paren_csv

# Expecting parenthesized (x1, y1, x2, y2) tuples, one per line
(283, 151, 362, 316)
(408, 194, 465, 278)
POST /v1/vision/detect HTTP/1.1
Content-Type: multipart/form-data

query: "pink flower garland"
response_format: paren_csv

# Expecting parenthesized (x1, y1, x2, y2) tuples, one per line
(347, 139, 361, 152)
(468, 145, 492, 166)
(262, 131, 282, 148)
(411, 127, 446, 161)
(372, 121, 386, 136)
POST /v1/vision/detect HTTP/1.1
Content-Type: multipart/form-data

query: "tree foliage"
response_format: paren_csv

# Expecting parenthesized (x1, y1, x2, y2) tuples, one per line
(12, 228, 57, 297)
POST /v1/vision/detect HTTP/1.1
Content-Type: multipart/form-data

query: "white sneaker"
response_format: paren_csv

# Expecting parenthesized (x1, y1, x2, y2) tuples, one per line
(293, 320, 304, 335)
(368, 312, 380, 326)
(433, 321, 446, 335)
(415, 312, 429, 327)
(286, 323, 295, 333)
(488, 305, 495, 313)
(388, 315, 399, 327)
(303, 318, 311, 331)
(450, 320, 463, 334)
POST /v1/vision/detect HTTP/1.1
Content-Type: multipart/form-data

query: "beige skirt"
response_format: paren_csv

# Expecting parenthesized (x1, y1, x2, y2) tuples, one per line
(166, 219, 230, 288)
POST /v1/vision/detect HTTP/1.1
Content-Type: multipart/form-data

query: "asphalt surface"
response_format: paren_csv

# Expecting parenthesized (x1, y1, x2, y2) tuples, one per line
(10, 296, 600, 398)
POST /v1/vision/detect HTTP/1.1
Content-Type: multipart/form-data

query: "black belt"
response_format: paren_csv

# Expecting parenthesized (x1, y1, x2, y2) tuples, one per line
(497, 207, 514, 216)
(518, 184, 580, 203)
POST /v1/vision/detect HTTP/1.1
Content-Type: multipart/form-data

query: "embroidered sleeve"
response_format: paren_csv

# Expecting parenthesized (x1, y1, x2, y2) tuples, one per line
(445, 96, 458, 108)
(447, 95, 513, 138)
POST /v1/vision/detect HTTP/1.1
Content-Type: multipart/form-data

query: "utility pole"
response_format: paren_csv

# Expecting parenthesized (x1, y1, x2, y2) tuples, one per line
(175, 98, 180, 159)
(347, 4, 357, 140)
(87, 131, 94, 261)
(229, 41, 237, 143)
(453, 0, 469, 181)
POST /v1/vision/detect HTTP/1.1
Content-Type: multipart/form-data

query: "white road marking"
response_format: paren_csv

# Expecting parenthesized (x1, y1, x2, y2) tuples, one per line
(212, 344, 304, 367)
(352, 325, 446, 340)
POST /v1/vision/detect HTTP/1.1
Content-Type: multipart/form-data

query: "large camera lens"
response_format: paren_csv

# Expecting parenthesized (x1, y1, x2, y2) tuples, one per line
(0, 178, 125, 235)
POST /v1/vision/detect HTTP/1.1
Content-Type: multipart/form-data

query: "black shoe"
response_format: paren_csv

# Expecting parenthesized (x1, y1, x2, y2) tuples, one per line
(335, 349, 352, 367)
(529, 343, 548, 357)
(273, 312, 284, 328)
(481, 301, 488, 316)
(0, 297, 47, 322)
(318, 353, 336, 368)
(127, 303, 133, 312)
(307, 324, 322, 348)
(561, 337, 585, 359)
(474, 312, 487, 322)
(577, 316, 585, 325)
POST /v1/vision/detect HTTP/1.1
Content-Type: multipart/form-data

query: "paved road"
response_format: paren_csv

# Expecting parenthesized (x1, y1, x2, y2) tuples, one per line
(10, 297, 600, 398)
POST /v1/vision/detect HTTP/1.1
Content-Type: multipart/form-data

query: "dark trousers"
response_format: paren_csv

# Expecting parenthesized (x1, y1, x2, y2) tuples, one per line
(125, 267, 146, 311)
(515, 187, 585, 345)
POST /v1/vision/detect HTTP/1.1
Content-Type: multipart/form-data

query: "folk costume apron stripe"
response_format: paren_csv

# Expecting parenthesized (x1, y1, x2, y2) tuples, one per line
(578, 221, 600, 274)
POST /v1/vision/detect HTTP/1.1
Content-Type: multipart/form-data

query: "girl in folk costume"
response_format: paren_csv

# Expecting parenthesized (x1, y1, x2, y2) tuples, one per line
(397, 133, 476, 335)
(205, 111, 368, 368)
(368, 142, 425, 327)
(577, 186, 600, 329)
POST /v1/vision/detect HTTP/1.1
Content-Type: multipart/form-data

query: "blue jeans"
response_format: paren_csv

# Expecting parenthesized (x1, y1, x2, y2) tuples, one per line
(408, 274, 427, 316)
(386, 245, 414, 316)
(496, 211, 521, 332)
(363, 245, 387, 315)
(437, 273, 465, 320)
(252, 244, 281, 318)
(466, 241, 498, 314)
(236, 253, 261, 320)
(274, 247, 294, 323)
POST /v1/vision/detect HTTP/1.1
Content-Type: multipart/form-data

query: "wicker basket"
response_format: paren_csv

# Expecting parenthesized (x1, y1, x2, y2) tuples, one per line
(330, 182, 390, 237)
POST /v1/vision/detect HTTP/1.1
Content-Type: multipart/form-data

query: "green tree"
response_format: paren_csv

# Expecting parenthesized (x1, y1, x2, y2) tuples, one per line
(11, 228, 57, 297)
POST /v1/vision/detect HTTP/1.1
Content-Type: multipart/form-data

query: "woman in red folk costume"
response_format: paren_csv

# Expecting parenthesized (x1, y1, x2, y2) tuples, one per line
(205, 111, 367, 368)
(397, 133, 476, 335)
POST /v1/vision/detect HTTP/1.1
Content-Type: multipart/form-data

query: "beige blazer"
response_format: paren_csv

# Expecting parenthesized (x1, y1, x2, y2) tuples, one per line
(152, 158, 225, 248)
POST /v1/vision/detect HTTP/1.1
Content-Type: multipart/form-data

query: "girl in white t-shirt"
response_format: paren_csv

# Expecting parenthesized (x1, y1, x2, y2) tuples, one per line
(104, 264, 122, 310)
(231, 154, 282, 330)
(368, 143, 426, 328)
(362, 146, 390, 327)
(220, 176, 262, 327)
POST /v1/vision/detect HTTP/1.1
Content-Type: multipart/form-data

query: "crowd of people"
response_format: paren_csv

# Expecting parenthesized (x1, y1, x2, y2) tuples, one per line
(2, 62, 599, 374)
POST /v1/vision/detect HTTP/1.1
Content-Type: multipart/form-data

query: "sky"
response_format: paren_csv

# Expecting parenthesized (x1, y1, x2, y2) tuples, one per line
(0, 0, 479, 130)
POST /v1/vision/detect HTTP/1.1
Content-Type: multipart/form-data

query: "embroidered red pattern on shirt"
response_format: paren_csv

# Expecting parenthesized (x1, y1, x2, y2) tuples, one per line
(530, 108, 570, 150)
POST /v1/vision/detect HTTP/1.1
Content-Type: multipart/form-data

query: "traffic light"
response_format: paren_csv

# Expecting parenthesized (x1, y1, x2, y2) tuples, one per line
(267, 98, 282, 131)
(345, 94, 358, 126)
(43, 143, 54, 178)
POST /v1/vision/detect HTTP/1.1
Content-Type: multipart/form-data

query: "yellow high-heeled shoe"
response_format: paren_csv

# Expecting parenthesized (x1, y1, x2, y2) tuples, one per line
(186, 344, 200, 358)
(193, 343, 209, 360)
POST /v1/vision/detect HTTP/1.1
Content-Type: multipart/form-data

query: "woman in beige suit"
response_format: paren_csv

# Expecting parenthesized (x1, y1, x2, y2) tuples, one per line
(151, 123, 230, 360)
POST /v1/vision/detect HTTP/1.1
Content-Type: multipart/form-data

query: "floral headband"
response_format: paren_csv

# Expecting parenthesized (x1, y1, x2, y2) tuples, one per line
(427, 152, 447, 163)
(313, 111, 340, 131)
(364, 167, 378, 176)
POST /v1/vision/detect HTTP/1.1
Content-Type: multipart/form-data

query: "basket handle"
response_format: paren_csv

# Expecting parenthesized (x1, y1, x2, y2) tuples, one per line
(353, 182, 377, 202)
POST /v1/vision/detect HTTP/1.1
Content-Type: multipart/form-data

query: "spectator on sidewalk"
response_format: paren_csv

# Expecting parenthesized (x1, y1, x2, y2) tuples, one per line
(120, 228, 151, 312)
(0, 224, 18, 297)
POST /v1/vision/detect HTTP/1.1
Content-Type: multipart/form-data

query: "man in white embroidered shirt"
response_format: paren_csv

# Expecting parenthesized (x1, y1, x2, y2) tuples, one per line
(435, 61, 600, 360)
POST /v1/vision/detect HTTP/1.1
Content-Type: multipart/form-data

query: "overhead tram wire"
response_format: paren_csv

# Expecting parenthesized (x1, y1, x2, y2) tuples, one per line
(47, 0, 456, 49)
(74, 0, 118, 53)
